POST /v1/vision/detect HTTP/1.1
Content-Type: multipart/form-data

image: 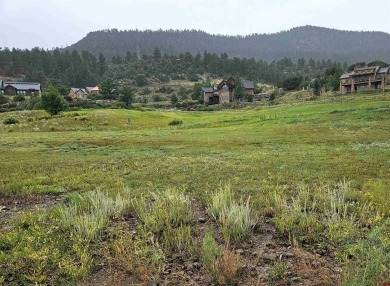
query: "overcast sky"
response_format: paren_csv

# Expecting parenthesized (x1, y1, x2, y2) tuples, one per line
(1, 0, 389, 49)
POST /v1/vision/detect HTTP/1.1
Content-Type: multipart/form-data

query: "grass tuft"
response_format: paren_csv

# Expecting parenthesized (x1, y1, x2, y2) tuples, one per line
(207, 184, 252, 243)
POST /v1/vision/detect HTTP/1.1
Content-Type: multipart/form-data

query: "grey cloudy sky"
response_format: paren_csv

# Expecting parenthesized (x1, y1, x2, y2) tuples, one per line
(1, 0, 389, 49)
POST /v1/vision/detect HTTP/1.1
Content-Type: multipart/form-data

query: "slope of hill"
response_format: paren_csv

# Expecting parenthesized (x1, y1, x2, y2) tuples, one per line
(67, 25, 390, 63)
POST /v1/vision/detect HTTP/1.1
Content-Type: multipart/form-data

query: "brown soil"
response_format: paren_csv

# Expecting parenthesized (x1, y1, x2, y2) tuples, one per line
(0, 194, 62, 232)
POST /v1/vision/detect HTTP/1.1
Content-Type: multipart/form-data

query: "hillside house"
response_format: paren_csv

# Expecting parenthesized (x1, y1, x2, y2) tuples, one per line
(0, 81, 41, 96)
(340, 66, 390, 94)
(244, 80, 254, 95)
(69, 86, 99, 99)
(203, 77, 236, 104)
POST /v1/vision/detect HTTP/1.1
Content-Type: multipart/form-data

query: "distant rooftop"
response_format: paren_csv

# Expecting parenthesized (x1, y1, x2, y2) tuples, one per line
(3, 82, 41, 90)
(243, 80, 254, 89)
(202, 87, 213, 93)
(341, 65, 390, 79)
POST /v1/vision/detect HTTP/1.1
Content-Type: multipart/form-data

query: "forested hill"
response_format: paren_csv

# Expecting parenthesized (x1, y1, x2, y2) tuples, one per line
(67, 25, 390, 64)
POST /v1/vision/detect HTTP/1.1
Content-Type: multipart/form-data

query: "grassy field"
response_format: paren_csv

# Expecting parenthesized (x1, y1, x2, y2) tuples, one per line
(0, 93, 389, 285)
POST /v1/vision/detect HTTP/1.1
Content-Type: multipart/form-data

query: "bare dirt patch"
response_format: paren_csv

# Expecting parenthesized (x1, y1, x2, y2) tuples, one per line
(81, 199, 341, 286)
(0, 194, 62, 232)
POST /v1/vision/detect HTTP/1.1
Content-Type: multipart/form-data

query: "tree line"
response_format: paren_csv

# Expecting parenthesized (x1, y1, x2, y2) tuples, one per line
(67, 26, 390, 64)
(0, 47, 352, 89)
(1, 46, 389, 101)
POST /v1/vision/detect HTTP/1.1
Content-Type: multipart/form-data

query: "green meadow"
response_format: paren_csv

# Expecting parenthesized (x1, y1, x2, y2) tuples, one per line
(0, 93, 389, 285)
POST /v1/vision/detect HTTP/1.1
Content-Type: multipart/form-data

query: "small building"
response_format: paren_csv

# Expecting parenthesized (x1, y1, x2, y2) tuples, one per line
(0, 81, 41, 96)
(69, 86, 100, 99)
(203, 77, 236, 104)
(340, 66, 390, 94)
(69, 88, 89, 99)
(202, 87, 214, 103)
(86, 86, 100, 94)
(243, 80, 254, 95)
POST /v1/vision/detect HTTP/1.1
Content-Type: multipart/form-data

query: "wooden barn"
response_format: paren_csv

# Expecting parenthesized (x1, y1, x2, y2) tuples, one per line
(244, 80, 254, 95)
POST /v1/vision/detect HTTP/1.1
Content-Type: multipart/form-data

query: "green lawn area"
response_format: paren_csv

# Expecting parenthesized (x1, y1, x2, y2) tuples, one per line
(1, 95, 389, 197)
(0, 93, 389, 285)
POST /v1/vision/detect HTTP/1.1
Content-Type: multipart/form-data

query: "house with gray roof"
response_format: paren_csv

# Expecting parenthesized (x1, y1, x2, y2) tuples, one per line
(340, 66, 390, 94)
(0, 81, 41, 96)
(243, 80, 255, 95)
(69, 88, 88, 99)
(69, 86, 100, 99)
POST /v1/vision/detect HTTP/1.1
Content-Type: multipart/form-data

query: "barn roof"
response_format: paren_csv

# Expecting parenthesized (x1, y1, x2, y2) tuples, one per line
(202, 87, 213, 93)
(244, 80, 254, 89)
(70, 88, 87, 93)
(4, 82, 41, 90)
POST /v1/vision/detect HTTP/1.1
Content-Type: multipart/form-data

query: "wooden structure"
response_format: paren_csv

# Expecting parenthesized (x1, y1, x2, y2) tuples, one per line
(0, 81, 41, 96)
(203, 77, 236, 104)
(243, 80, 254, 95)
(340, 66, 390, 94)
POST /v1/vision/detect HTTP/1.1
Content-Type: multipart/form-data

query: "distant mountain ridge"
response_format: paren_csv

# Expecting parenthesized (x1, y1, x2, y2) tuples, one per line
(67, 25, 390, 64)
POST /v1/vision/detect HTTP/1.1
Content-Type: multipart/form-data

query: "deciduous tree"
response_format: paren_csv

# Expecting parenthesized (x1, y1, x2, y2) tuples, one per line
(41, 84, 67, 115)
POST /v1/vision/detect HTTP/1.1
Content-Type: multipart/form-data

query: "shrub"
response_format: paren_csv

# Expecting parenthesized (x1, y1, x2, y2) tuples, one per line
(157, 86, 174, 94)
(0, 94, 8, 105)
(152, 94, 164, 102)
(168, 119, 183, 126)
(170, 93, 178, 105)
(158, 74, 170, 83)
(140, 87, 152, 95)
(13, 94, 26, 102)
(3, 117, 19, 124)
(216, 248, 242, 285)
(134, 74, 147, 87)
